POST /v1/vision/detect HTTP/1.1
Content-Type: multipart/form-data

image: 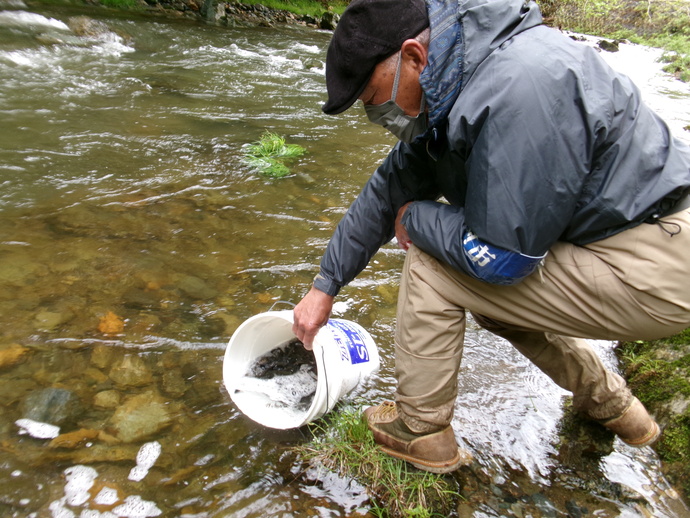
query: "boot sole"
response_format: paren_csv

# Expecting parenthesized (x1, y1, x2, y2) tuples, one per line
(379, 445, 471, 474)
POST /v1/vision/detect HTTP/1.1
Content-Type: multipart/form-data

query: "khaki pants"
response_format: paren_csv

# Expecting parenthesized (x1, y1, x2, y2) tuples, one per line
(395, 208, 690, 433)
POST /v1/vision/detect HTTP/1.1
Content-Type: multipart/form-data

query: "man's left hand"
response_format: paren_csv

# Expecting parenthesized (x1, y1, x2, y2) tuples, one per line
(395, 202, 413, 251)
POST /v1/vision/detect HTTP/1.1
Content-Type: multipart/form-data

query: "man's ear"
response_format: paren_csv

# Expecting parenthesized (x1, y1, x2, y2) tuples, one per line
(400, 39, 428, 74)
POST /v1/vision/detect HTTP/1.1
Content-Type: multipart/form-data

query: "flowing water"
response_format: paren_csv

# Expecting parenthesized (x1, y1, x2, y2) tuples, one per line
(1, 2, 689, 517)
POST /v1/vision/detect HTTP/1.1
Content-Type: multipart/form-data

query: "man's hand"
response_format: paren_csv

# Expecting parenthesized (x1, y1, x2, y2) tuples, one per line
(395, 202, 413, 251)
(292, 286, 334, 350)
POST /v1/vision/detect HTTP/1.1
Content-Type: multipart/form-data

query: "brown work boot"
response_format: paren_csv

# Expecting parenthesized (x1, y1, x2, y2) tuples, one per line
(599, 397, 661, 447)
(363, 402, 472, 473)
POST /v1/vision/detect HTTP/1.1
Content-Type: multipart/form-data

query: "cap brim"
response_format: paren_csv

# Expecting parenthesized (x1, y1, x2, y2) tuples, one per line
(321, 69, 374, 115)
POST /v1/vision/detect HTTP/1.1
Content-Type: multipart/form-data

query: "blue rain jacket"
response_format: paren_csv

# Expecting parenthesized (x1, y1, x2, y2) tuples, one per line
(313, 0, 690, 296)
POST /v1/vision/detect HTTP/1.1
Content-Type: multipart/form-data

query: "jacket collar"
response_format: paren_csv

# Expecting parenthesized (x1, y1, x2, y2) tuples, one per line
(419, 0, 464, 129)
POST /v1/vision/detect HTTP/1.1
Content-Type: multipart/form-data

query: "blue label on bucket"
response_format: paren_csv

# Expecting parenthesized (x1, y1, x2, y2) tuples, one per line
(327, 320, 370, 365)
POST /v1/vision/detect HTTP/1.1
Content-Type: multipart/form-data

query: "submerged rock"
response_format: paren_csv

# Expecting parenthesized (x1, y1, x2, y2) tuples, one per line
(109, 354, 153, 388)
(107, 391, 173, 443)
(34, 309, 75, 331)
(0, 343, 29, 369)
(176, 274, 218, 300)
(94, 390, 121, 410)
(20, 387, 83, 427)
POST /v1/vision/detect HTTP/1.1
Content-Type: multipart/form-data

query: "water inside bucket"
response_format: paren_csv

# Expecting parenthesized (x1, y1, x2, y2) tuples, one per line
(233, 338, 318, 411)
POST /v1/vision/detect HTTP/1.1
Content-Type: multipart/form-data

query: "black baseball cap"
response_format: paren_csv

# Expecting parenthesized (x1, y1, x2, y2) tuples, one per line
(322, 0, 429, 115)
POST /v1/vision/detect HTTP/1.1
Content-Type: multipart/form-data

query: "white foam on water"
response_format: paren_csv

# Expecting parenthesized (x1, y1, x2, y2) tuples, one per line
(94, 486, 120, 506)
(291, 42, 320, 54)
(227, 43, 262, 60)
(0, 10, 69, 31)
(15, 418, 60, 439)
(63, 465, 98, 507)
(331, 298, 354, 315)
(128, 441, 162, 482)
(48, 464, 163, 517)
(111, 495, 162, 517)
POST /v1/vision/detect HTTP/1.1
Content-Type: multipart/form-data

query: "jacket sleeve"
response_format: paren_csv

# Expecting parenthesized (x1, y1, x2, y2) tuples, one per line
(313, 140, 440, 296)
(401, 201, 544, 285)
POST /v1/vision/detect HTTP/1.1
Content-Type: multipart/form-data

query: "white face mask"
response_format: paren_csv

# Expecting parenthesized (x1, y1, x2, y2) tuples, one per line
(364, 54, 428, 143)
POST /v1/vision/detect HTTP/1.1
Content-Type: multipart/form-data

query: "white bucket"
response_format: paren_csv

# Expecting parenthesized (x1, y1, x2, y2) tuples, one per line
(223, 310, 380, 429)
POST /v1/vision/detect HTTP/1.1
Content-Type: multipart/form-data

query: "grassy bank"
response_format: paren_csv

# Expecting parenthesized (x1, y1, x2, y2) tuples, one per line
(240, 0, 347, 17)
(617, 329, 690, 500)
(539, 0, 690, 80)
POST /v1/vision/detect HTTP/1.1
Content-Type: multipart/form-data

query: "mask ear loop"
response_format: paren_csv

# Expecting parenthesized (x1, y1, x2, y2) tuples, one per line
(391, 52, 402, 102)
(392, 52, 427, 115)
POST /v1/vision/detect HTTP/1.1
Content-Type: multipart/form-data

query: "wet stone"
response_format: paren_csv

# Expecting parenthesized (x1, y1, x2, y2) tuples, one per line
(176, 275, 218, 300)
(161, 368, 189, 398)
(531, 493, 558, 517)
(20, 388, 83, 427)
(0, 344, 29, 369)
(94, 390, 121, 410)
(34, 309, 75, 332)
(565, 500, 586, 518)
(91, 344, 115, 370)
(107, 391, 173, 443)
(109, 354, 153, 388)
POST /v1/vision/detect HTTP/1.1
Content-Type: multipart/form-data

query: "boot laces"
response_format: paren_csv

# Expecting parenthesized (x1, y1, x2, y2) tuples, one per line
(373, 401, 398, 420)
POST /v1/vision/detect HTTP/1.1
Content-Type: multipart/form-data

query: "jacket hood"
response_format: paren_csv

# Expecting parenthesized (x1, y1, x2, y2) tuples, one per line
(461, 0, 542, 82)
(421, 0, 542, 128)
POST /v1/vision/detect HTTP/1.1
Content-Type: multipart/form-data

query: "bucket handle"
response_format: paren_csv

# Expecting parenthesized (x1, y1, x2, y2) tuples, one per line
(269, 300, 296, 312)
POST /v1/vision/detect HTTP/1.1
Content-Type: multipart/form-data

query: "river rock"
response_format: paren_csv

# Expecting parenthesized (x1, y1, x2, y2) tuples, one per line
(91, 343, 115, 370)
(161, 368, 188, 398)
(176, 274, 218, 300)
(107, 391, 173, 443)
(34, 309, 75, 331)
(68, 16, 112, 38)
(109, 354, 153, 388)
(48, 428, 100, 449)
(598, 39, 620, 52)
(20, 387, 83, 426)
(319, 11, 339, 30)
(94, 389, 121, 410)
(0, 343, 29, 369)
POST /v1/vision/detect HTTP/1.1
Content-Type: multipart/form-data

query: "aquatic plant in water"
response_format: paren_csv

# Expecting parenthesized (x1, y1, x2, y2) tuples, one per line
(243, 131, 306, 178)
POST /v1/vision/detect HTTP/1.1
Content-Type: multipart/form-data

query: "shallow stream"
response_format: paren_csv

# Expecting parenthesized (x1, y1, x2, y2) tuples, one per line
(1, 2, 689, 516)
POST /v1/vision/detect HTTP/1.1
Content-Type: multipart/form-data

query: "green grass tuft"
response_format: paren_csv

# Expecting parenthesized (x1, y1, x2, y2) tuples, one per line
(242, 0, 348, 17)
(99, 0, 141, 9)
(242, 131, 305, 178)
(295, 406, 461, 518)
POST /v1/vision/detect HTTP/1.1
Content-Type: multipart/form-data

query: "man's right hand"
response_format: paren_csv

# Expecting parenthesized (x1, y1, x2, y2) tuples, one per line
(292, 286, 334, 350)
